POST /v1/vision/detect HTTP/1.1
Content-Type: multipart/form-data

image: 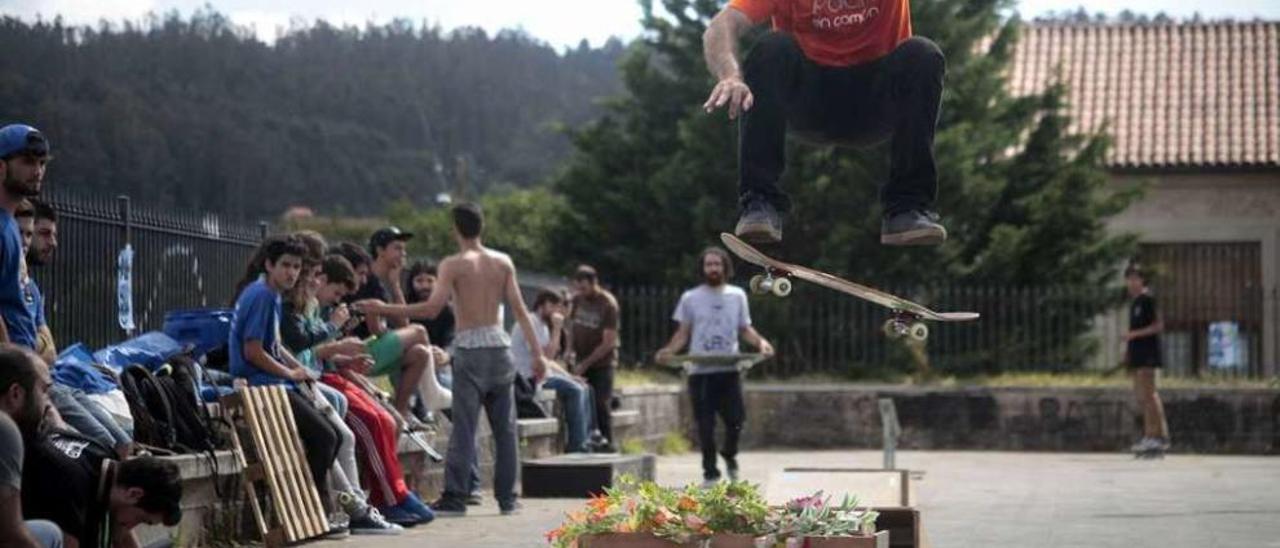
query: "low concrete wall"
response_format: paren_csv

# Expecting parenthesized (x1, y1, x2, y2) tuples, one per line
(619, 384, 1280, 454)
(745, 385, 1280, 454)
(616, 386, 686, 449)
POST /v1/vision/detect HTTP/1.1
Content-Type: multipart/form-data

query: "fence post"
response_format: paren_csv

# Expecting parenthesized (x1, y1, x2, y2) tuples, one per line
(259, 221, 269, 241)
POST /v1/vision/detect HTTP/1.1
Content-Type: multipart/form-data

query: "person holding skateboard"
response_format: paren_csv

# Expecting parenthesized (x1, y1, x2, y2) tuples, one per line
(703, 0, 948, 246)
(657, 247, 773, 486)
(1123, 264, 1169, 457)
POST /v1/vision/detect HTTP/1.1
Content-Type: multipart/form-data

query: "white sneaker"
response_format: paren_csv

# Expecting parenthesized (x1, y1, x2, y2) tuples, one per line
(700, 478, 720, 489)
(1132, 437, 1165, 453)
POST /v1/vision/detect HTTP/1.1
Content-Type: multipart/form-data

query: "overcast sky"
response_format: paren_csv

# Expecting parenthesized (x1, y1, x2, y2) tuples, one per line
(4, 0, 1278, 49)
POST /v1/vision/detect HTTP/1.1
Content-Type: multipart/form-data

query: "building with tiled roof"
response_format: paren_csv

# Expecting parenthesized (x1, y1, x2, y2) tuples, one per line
(1007, 21, 1280, 375)
(1010, 22, 1279, 169)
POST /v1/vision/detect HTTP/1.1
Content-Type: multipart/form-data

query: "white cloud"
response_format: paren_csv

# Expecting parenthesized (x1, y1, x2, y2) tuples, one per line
(5, 0, 158, 22)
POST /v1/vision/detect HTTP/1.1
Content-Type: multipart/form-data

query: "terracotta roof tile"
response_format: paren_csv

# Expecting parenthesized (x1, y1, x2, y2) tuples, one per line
(1009, 22, 1280, 169)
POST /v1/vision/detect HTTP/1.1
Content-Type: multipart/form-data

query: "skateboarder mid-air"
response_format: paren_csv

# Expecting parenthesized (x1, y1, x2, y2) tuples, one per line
(656, 247, 774, 486)
(703, 0, 948, 245)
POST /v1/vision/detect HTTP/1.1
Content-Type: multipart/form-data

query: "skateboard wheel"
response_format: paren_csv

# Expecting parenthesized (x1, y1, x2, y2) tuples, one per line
(771, 277, 793, 297)
(749, 274, 767, 295)
(908, 322, 929, 342)
(882, 319, 902, 339)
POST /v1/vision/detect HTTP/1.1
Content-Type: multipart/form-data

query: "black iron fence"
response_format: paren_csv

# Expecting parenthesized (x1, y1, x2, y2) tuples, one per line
(32, 189, 264, 349)
(614, 283, 1280, 379)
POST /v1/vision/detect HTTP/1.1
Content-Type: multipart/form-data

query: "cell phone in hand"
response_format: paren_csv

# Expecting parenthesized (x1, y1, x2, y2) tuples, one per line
(341, 310, 367, 334)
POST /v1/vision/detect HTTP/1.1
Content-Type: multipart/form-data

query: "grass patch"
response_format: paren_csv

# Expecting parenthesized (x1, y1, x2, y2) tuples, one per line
(657, 432, 691, 455)
(618, 363, 1277, 390)
(619, 438, 647, 455)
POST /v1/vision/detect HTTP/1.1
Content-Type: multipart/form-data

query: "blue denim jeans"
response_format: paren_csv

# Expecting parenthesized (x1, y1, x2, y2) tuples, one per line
(26, 519, 63, 548)
(542, 376, 591, 453)
(443, 347, 517, 506)
(49, 384, 131, 450)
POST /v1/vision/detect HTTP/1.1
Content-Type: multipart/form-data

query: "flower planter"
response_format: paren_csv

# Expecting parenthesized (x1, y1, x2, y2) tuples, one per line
(579, 533, 693, 548)
(579, 533, 768, 548)
(708, 533, 764, 548)
(790, 530, 889, 548)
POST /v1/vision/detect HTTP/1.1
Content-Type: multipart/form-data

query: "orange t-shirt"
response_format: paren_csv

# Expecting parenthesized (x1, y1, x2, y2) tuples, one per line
(729, 0, 912, 67)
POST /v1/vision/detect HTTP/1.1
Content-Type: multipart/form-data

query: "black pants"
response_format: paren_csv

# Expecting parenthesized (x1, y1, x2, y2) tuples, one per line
(688, 372, 745, 480)
(287, 388, 340, 508)
(739, 32, 946, 216)
(583, 365, 615, 444)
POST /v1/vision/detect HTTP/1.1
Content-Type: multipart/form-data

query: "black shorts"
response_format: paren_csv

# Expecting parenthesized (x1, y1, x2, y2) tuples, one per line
(1127, 345, 1162, 368)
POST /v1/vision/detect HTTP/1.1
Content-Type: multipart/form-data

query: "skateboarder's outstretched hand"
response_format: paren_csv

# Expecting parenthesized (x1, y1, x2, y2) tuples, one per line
(704, 76, 754, 120)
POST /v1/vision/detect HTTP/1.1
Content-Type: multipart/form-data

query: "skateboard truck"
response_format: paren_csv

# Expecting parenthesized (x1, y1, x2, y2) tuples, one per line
(882, 310, 929, 342)
(749, 268, 794, 297)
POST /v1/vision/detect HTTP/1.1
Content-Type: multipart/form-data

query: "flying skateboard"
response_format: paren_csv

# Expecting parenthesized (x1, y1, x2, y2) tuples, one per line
(721, 232, 979, 342)
(658, 352, 767, 375)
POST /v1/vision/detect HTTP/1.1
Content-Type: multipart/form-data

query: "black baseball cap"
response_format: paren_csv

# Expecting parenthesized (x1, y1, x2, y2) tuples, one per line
(368, 226, 414, 254)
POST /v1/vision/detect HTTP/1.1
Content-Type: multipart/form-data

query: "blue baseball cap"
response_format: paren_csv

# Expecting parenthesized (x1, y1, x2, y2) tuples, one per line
(0, 124, 50, 159)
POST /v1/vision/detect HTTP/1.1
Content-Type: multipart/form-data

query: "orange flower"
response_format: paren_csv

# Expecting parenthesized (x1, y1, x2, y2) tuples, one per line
(677, 495, 698, 512)
(587, 494, 611, 513)
(546, 526, 565, 542)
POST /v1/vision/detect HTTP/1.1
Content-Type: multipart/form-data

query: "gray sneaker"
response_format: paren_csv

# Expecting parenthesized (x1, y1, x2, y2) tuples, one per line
(735, 200, 783, 244)
(349, 508, 403, 535)
(881, 210, 947, 246)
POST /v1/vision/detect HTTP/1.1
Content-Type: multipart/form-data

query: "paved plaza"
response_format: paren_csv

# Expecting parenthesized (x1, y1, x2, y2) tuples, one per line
(311, 450, 1280, 548)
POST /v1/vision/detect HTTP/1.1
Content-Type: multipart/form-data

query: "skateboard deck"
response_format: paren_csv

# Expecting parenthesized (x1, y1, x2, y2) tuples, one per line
(658, 352, 767, 373)
(721, 232, 978, 339)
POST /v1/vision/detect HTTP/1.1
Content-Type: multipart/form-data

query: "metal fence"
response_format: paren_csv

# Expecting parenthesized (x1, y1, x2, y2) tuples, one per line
(31, 189, 264, 349)
(614, 283, 1280, 379)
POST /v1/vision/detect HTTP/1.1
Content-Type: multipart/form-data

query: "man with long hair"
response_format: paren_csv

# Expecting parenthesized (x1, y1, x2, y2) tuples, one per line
(657, 247, 773, 486)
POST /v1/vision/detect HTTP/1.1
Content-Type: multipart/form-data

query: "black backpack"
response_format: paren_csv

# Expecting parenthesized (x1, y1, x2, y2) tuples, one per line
(514, 373, 551, 419)
(119, 364, 178, 452)
(157, 357, 225, 452)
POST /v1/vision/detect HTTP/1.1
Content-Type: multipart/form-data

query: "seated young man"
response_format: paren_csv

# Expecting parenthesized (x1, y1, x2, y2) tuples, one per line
(509, 289, 594, 453)
(281, 254, 433, 528)
(339, 230, 437, 418)
(2, 345, 183, 548)
(0, 344, 64, 548)
(15, 202, 131, 459)
(276, 232, 404, 535)
(228, 235, 343, 522)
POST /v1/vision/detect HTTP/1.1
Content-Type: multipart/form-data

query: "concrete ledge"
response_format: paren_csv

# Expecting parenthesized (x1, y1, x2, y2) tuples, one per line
(613, 409, 641, 427)
(518, 417, 561, 438)
(161, 449, 244, 479)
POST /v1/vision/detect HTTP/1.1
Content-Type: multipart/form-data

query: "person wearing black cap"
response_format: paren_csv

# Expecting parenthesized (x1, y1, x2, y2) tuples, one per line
(345, 227, 435, 417)
(0, 124, 49, 349)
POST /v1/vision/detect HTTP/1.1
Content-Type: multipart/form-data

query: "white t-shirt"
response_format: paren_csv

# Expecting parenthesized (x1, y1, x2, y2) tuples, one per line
(509, 313, 550, 378)
(672, 284, 752, 373)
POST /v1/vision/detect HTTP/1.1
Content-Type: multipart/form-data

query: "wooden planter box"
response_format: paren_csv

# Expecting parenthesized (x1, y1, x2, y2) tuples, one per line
(579, 532, 887, 548)
(579, 533, 768, 548)
(793, 531, 890, 548)
(579, 533, 691, 548)
(708, 533, 763, 547)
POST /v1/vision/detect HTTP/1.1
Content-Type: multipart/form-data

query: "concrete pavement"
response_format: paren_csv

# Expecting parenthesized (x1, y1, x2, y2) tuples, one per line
(309, 450, 1280, 548)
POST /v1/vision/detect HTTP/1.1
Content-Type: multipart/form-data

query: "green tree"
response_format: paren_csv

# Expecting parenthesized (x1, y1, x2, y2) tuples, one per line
(387, 187, 571, 273)
(551, 0, 1139, 373)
